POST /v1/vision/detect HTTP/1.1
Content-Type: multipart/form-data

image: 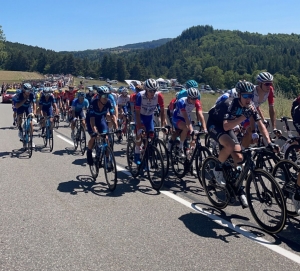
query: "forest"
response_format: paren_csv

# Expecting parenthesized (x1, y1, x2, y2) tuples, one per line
(1, 25, 300, 96)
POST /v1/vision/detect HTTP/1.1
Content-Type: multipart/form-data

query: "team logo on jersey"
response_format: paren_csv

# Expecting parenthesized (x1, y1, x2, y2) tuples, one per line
(213, 108, 220, 115)
(236, 108, 243, 116)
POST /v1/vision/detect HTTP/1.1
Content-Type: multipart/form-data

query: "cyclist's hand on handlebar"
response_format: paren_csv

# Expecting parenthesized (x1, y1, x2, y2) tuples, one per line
(243, 106, 255, 119)
(73, 117, 77, 122)
(267, 142, 280, 153)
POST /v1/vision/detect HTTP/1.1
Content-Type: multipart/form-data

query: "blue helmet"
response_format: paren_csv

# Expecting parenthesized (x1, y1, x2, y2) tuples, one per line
(23, 83, 32, 91)
(77, 91, 86, 98)
(186, 80, 198, 89)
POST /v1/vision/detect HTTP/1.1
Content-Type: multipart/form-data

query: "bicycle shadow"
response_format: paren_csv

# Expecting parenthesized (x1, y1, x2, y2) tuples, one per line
(52, 147, 78, 156)
(0, 151, 12, 159)
(72, 158, 87, 167)
(0, 126, 16, 130)
(178, 212, 240, 243)
(11, 148, 32, 159)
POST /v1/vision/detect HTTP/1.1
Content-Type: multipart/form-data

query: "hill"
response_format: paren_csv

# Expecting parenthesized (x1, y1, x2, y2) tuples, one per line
(0, 71, 44, 82)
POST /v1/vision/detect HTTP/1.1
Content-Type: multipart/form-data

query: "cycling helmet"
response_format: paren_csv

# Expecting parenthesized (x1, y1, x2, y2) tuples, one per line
(97, 86, 110, 95)
(144, 78, 159, 91)
(87, 86, 93, 92)
(77, 91, 86, 98)
(43, 87, 51, 94)
(16, 89, 22, 95)
(226, 88, 238, 98)
(187, 87, 199, 99)
(23, 83, 32, 91)
(235, 81, 254, 93)
(118, 86, 126, 93)
(121, 87, 128, 94)
(256, 72, 273, 83)
(186, 80, 198, 89)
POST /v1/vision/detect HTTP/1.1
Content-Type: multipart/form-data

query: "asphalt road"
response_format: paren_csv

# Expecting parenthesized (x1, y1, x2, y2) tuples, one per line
(0, 100, 300, 271)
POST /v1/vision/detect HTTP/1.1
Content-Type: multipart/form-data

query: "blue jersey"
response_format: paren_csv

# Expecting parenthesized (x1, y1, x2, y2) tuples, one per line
(39, 95, 56, 110)
(177, 89, 187, 100)
(215, 93, 230, 105)
(89, 97, 114, 119)
(108, 93, 116, 107)
(14, 92, 35, 108)
(72, 98, 89, 112)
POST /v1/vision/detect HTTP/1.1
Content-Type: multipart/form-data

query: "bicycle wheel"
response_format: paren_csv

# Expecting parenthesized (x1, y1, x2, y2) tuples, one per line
(246, 169, 287, 234)
(272, 160, 299, 217)
(43, 127, 48, 147)
(104, 146, 117, 191)
(146, 145, 165, 191)
(89, 144, 99, 180)
(80, 126, 86, 155)
(154, 138, 169, 178)
(201, 156, 230, 209)
(54, 118, 59, 129)
(170, 142, 186, 178)
(204, 134, 219, 157)
(195, 146, 212, 186)
(73, 122, 79, 150)
(27, 130, 33, 158)
(49, 128, 54, 152)
(285, 144, 300, 165)
(126, 139, 139, 178)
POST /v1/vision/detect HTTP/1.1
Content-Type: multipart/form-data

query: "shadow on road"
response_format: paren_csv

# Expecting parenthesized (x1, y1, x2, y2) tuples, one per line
(52, 147, 78, 156)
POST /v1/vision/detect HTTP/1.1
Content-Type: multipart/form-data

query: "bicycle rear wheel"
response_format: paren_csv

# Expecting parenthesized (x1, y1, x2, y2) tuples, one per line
(201, 156, 230, 209)
(246, 169, 287, 234)
(146, 145, 165, 191)
(80, 126, 86, 155)
(104, 146, 117, 191)
(196, 146, 211, 186)
(73, 122, 79, 150)
(272, 160, 299, 217)
(126, 139, 139, 178)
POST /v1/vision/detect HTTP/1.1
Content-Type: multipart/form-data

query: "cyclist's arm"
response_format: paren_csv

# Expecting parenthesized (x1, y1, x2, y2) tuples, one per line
(90, 117, 98, 133)
(196, 110, 206, 131)
(223, 115, 246, 131)
(157, 93, 165, 126)
(32, 102, 36, 115)
(15, 97, 26, 109)
(269, 105, 276, 129)
(257, 119, 271, 144)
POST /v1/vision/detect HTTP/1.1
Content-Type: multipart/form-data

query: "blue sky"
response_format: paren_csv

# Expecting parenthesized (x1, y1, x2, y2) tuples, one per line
(1, 0, 300, 52)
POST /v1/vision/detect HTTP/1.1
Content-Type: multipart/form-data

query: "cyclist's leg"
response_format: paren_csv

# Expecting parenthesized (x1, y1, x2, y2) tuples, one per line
(80, 110, 86, 130)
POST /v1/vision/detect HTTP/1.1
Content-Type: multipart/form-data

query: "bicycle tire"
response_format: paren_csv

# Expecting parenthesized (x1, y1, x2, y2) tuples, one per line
(170, 142, 187, 179)
(255, 151, 280, 174)
(49, 128, 54, 152)
(146, 145, 165, 191)
(195, 146, 212, 186)
(80, 125, 86, 155)
(246, 168, 287, 234)
(104, 146, 118, 191)
(154, 138, 169, 178)
(28, 130, 33, 158)
(43, 126, 48, 147)
(89, 143, 99, 180)
(73, 121, 79, 150)
(284, 144, 300, 165)
(201, 156, 230, 209)
(272, 159, 299, 217)
(126, 139, 139, 178)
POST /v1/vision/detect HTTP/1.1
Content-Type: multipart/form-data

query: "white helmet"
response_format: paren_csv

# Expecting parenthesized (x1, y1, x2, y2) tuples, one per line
(227, 88, 238, 98)
(187, 87, 199, 99)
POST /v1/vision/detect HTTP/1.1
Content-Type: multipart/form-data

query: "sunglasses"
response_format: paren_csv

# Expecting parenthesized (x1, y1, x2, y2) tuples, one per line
(263, 82, 272, 86)
(101, 94, 108, 98)
(147, 89, 156, 93)
(190, 97, 198, 100)
(241, 94, 254, 99)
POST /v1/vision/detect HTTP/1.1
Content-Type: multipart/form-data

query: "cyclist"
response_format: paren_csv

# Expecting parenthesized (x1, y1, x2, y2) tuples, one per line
(116, 86, 130, 142)
(134, 78, 166, 164)
(86, 87, 94, 104)
(206, 81, 277, 189)
(14, 83, 36, 143)
(215, 88, 238, 105)
(12, 89, 22, 126)
(86, 86, 115, 166)
(176, 80, 198, 100)
(70, 91, 89, 140)
(166, 92, 179, 127)
(38, 87, 58, 136)
(171, 88, 207, 157)
(129, 84, 143, 115)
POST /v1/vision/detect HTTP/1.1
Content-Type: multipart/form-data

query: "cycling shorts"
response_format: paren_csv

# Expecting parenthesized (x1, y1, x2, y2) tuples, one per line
(17, 106, 32, 116)
(42, 107, 54, 117)
(86, 113, 108, 135)
(172, 116, 185, 130)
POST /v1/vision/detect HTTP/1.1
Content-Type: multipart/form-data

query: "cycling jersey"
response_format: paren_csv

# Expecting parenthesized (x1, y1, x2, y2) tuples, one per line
(71, 98, 89, 112)
(135, 90, 164, 116)
(176, 89, 187, 100)
(252, 85, 274, 108)
(87, 97, 115, 134)
(14, 92, 36, 115)
(39, 95, 56, 117)
(118, 94, 130, 106)
(173, 97, 202, 120)
(215, 93, 230, 105)
(110, 93, 119, 105)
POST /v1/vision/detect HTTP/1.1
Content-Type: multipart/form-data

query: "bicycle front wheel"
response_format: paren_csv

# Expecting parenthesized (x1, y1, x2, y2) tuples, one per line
(170, 142, 187, 179)
(195, 146, 211, 186)
(89, 144, 99, 180)
(201, 156, 230, 209)
(154, 138, 169, 178)
(27, 131, 33, 158)
(272, 160, 299, 217)
(43, 128, 48, 147)
(80, 126, 86, 155)
(126, 139, 139, 178)
(246, 169, 287, 234)
(49, 128, 54, 152)
(146, 145, 165, 191)
(104, 146, 117, 191)
(285, 144, 300, 165)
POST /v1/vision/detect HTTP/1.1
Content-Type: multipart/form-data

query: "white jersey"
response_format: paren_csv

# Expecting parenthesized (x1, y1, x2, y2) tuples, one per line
(117, 94, 130, 106)
(135, 90, 164, 116)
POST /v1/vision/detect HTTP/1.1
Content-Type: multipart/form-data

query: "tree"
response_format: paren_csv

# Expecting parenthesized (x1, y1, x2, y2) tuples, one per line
(202, 66, 224, 89)
(224, 70, 239, 88)
(116, 57, 129, 81)
(0, 26, 7, 67)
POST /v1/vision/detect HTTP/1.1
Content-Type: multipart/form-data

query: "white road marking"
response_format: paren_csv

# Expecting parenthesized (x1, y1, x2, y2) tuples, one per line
(56, 133, 300, 264)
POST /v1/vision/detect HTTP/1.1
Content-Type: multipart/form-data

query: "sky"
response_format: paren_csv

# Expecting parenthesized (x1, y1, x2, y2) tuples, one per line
(1, 0, 300, 52)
